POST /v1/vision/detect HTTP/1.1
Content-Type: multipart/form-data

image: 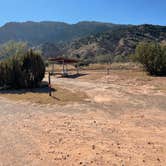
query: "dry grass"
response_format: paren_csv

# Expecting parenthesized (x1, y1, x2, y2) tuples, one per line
(76, 69, 151, 83)
(111, 69, 150, 79)
(46, 62, 142, 75)
(82, 62, 142, 71)
(0, 84, 88, 105)
(82, 63, 108, 70)
(111, 62, 143, 70)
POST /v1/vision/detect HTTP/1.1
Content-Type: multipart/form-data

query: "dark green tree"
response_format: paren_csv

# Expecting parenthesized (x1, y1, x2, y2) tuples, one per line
(22, 50, 45, 88)
(0, 49, 45, 89)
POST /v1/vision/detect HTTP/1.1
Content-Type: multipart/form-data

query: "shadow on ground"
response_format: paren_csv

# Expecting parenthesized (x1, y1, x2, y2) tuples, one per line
(0, 81, 56, 95)
(57, 73, 88, 79)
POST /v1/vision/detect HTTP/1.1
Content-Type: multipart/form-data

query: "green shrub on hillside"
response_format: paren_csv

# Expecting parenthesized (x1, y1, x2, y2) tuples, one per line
(94, 54, 113, 64)
(113, 55, 129, 63)
(135, 42, 166, 76)
(0, 41, 28, 59)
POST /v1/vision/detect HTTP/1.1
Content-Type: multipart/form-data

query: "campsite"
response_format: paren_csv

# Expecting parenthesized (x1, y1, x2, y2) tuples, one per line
(0, 0, 166, 165)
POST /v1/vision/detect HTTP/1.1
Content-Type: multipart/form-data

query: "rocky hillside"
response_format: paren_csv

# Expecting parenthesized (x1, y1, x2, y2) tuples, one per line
(65, 24, 166, 61)
(0, 21, 121, 45)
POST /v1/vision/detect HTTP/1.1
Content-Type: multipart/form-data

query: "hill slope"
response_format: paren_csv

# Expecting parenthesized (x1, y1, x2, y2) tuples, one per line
(66, 24, 166, 61)
(0, 21, 120, 45)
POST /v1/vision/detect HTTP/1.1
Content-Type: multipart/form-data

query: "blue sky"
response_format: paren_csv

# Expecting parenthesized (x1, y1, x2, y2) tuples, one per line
(0, 0, 165, 26)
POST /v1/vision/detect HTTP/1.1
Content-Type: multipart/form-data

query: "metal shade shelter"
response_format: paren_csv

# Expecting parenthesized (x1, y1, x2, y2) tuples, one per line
(48, 57, 79, 76)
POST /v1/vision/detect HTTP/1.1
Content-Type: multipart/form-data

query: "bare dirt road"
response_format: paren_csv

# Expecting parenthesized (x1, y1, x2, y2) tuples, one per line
(0, 70, 166, 166)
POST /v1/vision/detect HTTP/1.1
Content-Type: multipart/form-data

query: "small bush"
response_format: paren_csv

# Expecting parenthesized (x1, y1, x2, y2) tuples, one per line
(135, 42, 166, 76)
(77, 60, 91, 67)
(94, 54, 113, 64)
(113, 55, 129, 63)
(0, 50, 45, 89)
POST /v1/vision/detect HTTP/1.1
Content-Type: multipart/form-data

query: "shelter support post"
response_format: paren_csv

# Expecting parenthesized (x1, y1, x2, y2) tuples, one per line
(48, 72, 52, 96)
(62, 60, 65, 75)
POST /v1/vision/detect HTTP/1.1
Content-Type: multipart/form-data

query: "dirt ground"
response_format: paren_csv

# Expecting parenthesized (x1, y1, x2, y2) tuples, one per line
(0, 69, 166, 166)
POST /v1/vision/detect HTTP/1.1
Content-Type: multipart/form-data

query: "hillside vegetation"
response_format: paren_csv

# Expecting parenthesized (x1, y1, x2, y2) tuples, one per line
(65, 24, 166, 62)
(0, 21, 165, 63)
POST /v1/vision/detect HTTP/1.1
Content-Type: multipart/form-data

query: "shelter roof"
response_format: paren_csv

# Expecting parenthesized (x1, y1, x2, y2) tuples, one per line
(48, 57, 79, 64)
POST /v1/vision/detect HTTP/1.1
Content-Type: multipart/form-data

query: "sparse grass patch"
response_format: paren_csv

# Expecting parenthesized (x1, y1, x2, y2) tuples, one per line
(111, 69, 149, 79)
(0, 84, 88, 105)
(111, 62, 142, 70)
(82, 62, 142, 71)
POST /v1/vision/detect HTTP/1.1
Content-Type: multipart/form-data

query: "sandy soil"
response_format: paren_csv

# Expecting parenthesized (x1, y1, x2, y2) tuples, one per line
(0, 70, 166, 166)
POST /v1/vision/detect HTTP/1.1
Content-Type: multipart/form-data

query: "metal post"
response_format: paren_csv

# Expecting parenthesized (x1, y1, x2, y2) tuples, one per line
(48, 72, 51, 96)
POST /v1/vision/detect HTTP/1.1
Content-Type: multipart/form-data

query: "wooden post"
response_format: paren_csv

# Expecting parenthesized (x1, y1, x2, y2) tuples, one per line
(76, 63, 79, 75)
(106, 58, 111, 75)
(52, 63, 55, 74)
(66, 64, 68, 75)
(106, 62, 109, 75)
(48, 72, 51, 96)
(62, 60, 65, 75)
